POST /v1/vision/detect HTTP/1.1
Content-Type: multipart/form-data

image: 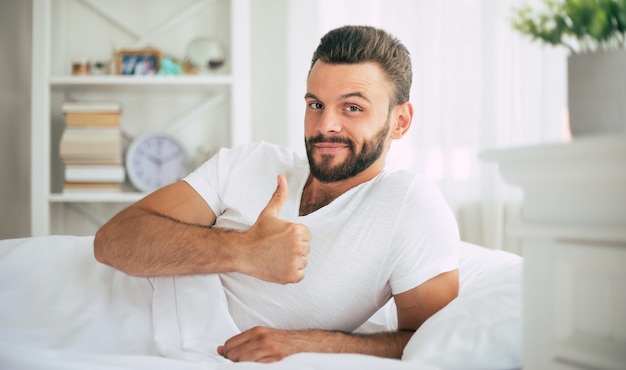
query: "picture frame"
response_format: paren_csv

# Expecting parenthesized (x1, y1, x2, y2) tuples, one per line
(116, 49, 162, 76)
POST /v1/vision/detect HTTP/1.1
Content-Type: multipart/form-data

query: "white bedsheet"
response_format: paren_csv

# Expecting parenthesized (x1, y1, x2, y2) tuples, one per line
(0, 235, 522, 369)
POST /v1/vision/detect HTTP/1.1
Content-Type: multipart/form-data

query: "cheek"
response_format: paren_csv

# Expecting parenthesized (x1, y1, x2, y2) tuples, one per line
(303, 112, 317, 135)
(349, 126, 376, 143)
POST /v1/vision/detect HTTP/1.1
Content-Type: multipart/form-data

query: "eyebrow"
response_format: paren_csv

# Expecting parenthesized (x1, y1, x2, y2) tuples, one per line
(304, 91, 372, 103)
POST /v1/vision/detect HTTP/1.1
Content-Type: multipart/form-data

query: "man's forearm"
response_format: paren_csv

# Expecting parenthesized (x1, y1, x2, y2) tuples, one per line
(94, 205, 240, 277)
(94, 180, 311, 285)
(219, 326, 415, 362)
(308, 329, 414, 359)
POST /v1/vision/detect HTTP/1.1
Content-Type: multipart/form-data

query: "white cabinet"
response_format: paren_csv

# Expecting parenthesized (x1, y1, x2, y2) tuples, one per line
(31, 0, 251, 235)
(481, 135, 626, 370)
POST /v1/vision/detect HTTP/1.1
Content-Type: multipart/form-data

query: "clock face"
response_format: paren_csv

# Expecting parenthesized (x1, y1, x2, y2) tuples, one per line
(126, 133, 188, 192)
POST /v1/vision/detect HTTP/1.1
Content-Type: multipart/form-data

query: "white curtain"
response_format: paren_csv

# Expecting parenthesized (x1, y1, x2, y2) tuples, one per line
(283, 0, 569, 253)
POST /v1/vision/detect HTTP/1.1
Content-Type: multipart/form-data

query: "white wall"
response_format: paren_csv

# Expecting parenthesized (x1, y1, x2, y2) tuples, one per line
(0, 0, 32, 239)
(250, 0, 289, 146)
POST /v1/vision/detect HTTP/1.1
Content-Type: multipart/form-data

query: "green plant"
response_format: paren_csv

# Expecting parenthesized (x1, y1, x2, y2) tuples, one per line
(512, 0, 626, 53)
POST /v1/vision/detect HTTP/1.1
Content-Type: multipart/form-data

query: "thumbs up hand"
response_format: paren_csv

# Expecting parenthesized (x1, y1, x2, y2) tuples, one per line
(237, 174, 311, 284)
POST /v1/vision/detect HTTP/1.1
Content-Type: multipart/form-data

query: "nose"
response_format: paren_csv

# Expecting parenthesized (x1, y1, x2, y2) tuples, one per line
(317, 109, 342, 134)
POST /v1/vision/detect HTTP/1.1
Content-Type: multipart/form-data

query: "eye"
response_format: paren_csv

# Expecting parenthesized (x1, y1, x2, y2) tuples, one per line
(345, 105, 361, 112)
(308, 102, 324, 110)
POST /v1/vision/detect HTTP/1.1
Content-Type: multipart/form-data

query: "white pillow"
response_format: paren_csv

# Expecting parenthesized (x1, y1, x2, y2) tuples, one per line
(401, 242, 523, 369)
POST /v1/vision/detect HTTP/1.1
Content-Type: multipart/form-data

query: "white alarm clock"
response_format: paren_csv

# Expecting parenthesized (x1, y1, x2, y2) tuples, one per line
(125, 133, 189, 192)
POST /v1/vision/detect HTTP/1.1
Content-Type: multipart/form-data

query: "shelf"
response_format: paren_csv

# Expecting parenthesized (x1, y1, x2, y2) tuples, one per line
(31, 0, 251, 235)
(50, 75, 233, 86)
(50, 75, 233, 92)
(49, 192, 147, 203)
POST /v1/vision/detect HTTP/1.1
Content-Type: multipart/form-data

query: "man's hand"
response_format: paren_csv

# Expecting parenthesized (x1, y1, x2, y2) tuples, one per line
(217, 326, 312, 363)
(217, 326, 415, 363)
(236, 174, 312, 284)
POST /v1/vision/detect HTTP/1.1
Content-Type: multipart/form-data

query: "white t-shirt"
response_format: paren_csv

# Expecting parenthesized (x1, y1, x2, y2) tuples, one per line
(184, 141, 459, 332)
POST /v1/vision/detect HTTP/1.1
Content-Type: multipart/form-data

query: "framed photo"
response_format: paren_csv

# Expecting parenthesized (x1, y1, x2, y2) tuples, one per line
(116, 49, 161, 75)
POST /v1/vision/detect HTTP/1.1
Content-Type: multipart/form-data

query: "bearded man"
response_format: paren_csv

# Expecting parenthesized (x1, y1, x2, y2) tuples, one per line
(95, 25, 460, 363)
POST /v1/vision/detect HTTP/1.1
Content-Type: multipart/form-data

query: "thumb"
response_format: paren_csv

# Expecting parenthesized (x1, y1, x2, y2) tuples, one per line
(262, 174, 288, 218)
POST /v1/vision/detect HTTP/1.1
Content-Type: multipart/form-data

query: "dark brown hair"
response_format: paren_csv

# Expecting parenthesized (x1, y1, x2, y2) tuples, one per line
(309, 25, 412, 106)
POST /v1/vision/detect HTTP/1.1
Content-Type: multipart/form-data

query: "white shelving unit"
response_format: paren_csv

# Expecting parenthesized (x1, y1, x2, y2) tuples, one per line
(481, 135, 626, 370)
(31, 0, 251, 235)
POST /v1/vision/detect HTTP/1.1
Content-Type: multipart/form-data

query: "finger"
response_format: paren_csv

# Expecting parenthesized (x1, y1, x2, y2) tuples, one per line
(222, 326, 266, 355)
(292, 268, 306, 283)
(222, 330, 252, 352)
(261, 174, 288, 218)
(300, 223, 312, 242)
(222, 329, 266, 362)
(233, 347, 278, 363)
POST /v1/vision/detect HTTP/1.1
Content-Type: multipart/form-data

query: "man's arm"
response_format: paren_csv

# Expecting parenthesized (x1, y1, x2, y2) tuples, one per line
(218, 269, 459, 362)
(94, 175, 311, 283)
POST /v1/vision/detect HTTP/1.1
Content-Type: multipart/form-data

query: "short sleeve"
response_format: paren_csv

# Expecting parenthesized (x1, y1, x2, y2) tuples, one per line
(183, 148, 226, 215)
(386, 176, 460, 295)
(182, 142, 306, 223)
(183, 144, 254, 216)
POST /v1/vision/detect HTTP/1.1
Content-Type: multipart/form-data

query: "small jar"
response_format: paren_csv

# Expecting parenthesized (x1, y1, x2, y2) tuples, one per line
(72, 60, 89, 76)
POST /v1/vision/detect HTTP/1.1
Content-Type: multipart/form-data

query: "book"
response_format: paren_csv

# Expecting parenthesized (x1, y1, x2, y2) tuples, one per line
(60, 128, 122, 141)
(65, 112, 121, 127)
(62, 181, 123, 193)
(64, 164, 125, 183)
(61, 157, 123, 165)
(59, 129, 122, 143)
(61, 101, 122, 114)
(60, 146, 121, 159)
(58, 101, 126, 189)
(59, 128, 122, 159)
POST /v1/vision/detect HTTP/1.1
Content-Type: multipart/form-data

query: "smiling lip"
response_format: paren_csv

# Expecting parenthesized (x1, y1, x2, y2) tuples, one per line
(314, 142, 349, 154)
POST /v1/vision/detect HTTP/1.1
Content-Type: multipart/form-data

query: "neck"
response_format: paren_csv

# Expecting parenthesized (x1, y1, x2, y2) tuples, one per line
(299, 165, 384, 216)
(299, 176, 335, 216)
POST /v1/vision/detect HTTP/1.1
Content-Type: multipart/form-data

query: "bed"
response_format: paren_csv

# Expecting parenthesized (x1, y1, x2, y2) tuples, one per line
(0, 235, 522, 370)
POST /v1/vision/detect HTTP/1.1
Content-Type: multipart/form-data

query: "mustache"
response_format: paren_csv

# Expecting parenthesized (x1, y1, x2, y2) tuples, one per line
(307, 135, 353, 146)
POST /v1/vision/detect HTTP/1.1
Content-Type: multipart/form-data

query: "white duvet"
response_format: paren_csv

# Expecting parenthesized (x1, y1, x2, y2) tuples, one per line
(0, 235, 523, 370)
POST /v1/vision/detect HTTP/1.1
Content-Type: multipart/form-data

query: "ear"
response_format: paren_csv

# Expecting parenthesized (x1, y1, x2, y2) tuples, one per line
(390, 101, 413, 140)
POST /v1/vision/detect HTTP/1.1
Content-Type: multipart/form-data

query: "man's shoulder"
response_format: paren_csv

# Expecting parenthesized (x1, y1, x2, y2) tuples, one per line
(373, 170, 447, 204)
(376, 169, 427, 190)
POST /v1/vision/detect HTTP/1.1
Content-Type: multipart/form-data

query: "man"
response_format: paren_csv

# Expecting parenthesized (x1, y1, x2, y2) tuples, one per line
(94, 25, 460, 363)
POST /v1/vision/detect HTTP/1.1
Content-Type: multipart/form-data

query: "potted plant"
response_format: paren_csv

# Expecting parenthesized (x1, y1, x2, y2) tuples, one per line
(511, 0, 626, 136)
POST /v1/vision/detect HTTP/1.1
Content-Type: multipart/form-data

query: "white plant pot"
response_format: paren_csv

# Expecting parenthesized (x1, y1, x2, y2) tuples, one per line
(568, 49, 626, 136)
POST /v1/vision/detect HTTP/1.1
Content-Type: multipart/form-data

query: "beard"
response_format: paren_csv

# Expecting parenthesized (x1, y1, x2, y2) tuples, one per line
(305, 120, 390, 183)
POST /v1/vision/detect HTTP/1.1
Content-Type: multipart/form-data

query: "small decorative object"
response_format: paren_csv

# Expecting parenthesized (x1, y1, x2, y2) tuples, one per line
(116, 48, 162, 76)
(72, 59, 89, 76)
(180, 59, 199, 75)
(185, 38, 226, 72)
(157, 56, 184, 76)
(125, 133, 188, 192)
(511, 0, 626, 136)
(90, 60, 109, 75)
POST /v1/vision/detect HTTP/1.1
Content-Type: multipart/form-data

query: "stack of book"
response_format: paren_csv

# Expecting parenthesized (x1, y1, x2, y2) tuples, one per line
(59, 101, 125, 193)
